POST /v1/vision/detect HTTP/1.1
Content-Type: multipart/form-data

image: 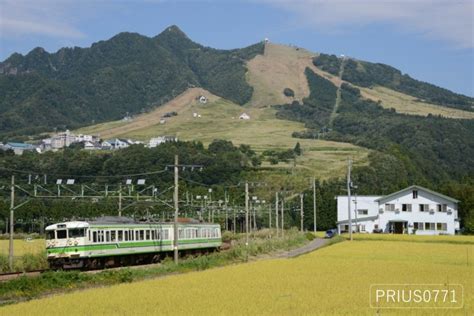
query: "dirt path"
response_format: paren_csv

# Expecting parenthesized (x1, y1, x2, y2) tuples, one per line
(328, 58, 346, 126)
(274, 237, 331, 259)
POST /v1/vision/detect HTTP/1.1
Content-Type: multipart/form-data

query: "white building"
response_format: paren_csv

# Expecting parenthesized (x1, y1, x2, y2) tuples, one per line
(106, 138, 131, 150)
(336, 185, 460, 235)
(239, 113, 250, 120)
(148, 136, 178, 148)
(51, 130, 76, 149)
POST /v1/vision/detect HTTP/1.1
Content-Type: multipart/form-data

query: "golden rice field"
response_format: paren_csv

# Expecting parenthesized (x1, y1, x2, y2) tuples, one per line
(2, 240, 472, 315)
(344, 233, 474, 244)
(0, 239, 44, 256)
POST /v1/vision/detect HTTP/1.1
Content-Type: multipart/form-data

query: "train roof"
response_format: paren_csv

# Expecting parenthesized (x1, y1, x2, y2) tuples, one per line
(46, 217, 218, 230)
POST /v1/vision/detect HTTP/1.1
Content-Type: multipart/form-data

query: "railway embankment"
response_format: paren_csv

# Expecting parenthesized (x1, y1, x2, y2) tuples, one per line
(0, 229, 334, 306)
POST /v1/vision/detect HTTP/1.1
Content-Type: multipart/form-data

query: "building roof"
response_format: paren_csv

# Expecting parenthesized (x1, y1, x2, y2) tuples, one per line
(375, 185, 459, 203)
(6, 142, 35, 149)
(336, 215, 379, 224)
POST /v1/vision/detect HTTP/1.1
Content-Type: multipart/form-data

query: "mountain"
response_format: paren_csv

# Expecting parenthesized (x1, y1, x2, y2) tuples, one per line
(0, 25, 264, 136)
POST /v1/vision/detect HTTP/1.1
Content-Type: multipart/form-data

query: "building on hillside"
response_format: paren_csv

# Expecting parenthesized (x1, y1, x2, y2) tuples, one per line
(199, 95, 207, 104)
(75, 134, 99, 143)
(336, 185, 460, 235)
(101, 141, 112, 150)
(239, 113, 250, 120)
(83, 141, 103, 150)
(51, 130, 77, 149)
(106, 138, 131, 150)
(148, 136, 178, 148)
(3, 142, 36, 155)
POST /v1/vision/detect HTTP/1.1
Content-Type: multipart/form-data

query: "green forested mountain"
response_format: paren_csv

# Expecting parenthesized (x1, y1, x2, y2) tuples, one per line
(313, 54, 474, 111)
(0, 26, 263, 136)
(277, 69, 474, 185)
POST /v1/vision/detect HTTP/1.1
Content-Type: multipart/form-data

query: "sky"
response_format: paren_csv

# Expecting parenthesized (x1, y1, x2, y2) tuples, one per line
(0, 0, 473, 96)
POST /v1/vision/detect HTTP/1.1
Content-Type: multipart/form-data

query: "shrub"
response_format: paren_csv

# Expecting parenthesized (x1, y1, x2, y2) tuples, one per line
(283, 88, 295, 97)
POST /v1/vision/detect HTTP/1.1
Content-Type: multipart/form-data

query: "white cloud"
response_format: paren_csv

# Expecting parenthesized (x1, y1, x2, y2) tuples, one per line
(262, 0, 474, 49)
(0, 0, 85, 39)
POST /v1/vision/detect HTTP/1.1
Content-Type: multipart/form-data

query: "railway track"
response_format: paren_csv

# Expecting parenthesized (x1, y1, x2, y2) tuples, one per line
(0, 269, 47, 282)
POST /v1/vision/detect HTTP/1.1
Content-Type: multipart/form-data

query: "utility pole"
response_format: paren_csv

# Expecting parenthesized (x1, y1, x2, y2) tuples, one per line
(118, 184, 122, 217)
(173, 155, 179, 263)
(313, 177, 317, 233)
(268, 203, 272, 229)
(347, 157, 353, 241)
(9, 175, 14, 271)
(281, 199, 285, 235)
(300, 193, 304, 232)
(275, 192, 279, 236)
(245, 182, 249, 246)
(224, 191, 228, 231)
(354, 192, 358, 233)
(233, 203, 236, 233)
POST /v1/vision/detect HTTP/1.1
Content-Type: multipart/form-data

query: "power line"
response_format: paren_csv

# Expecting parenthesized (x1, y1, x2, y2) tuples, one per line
(0, 166, 170, 179)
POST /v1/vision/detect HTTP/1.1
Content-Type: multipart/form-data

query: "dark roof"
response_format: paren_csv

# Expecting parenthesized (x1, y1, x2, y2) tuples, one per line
(337, 215, 379, 224)
(375, 185, 459, 203)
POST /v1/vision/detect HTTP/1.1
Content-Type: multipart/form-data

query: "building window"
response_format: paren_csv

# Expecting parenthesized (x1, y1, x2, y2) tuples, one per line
(413, 190, 418, 199)
(357, 209, 368, 215)
(402, 204, 412, 212)
(360, 225, 366, 232)
(442, 204, 448, 212)
(415, 222, 423, 230)
(385, 204, 395, 211)
(425, 222, 435, 230)
(419, 204, 430, 212)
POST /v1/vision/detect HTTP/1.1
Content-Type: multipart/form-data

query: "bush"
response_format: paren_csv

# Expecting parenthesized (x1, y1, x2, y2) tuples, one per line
(283, 88, 295, 97)
(305, 232, 316, 241)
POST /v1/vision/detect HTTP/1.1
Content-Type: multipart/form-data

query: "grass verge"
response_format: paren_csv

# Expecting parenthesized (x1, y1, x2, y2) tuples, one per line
(0, 229, 312, 305)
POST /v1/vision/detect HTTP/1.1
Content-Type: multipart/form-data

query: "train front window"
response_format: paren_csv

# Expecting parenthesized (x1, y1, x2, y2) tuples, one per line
(69, 228, 85, 238)
(57, 230, 67, 239)
(46, 231, 55, 239)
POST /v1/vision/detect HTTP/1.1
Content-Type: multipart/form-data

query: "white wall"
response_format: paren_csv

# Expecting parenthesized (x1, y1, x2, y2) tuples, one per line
(377, 189, 458, 235)
(337, 196, 381, 222)
(336, 188, 459, 235)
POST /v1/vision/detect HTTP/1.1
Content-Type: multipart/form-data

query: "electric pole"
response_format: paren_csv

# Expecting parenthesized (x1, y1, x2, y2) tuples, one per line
(275, 192, 279, 236)
(347, 157, 353, 241)
(9, 175, 14, 271)
(118, 184, 122, 217)
(313, 177, 317, 233)
(268, 202, 272, 229)
(281, 198, 284, 237)
(224, 191, 228, 231)
(173, 155, 179, 263)
(245, 181, 249, 246)
(300, 193, 304, 232)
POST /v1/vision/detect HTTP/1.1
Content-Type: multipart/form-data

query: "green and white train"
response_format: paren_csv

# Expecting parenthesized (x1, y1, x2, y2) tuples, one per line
(45, 217, 222, 269)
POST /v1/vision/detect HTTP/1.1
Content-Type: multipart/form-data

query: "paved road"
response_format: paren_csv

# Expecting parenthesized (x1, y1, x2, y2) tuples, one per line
(275, 238, 330, 259)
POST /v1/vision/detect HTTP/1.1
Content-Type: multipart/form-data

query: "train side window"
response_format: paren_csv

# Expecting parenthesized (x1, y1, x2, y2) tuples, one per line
(130, 230, 134, 241)
(69, 228, 85, 238)
(93, 231, 97, 243)
(139, 230, 144, 241)
(88, 230, 91, 241)
(111, 230, 116, 242)
(118, 230, 123, 242)
(162, 229, 168, 240)
(146, 230, 150, 240)
(46, 230, 55, 240)
(105, 231, 110, 242)
(57, 230, 67, 239)
(98, 230, 104, 242)
(124, 231, 128, 241)
(151, 230, 155, 240)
